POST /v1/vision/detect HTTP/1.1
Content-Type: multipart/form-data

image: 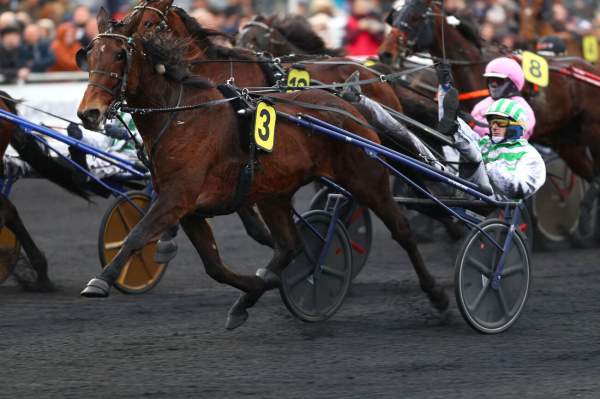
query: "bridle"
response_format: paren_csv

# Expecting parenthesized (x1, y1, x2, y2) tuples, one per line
(239, 21, 274, 51)
(76, 32, 138, 110)
(392, 0, 435, 52)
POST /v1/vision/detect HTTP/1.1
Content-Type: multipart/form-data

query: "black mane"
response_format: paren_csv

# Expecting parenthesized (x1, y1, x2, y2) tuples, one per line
(141, 31, 213, 88)
(172, 6, 258, 61)
(270, 14, 342, 56)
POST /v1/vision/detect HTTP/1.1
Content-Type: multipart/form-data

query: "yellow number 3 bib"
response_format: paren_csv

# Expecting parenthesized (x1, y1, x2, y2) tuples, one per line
(254, 102, 276, 152)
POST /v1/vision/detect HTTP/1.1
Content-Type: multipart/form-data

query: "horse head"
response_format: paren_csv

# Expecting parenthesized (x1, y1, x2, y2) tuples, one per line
(236, 15, 276, 53)
(378, 0, 435, 65)
(76, 8, 149, 130)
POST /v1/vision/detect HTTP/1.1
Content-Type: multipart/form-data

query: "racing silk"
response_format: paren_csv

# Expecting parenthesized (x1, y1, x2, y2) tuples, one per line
(478, 136, 546, 199)
(471, 96, 536, 139)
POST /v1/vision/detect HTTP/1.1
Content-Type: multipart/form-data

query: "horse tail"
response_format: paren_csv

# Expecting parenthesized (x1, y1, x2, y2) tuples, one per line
(0, 91, 91, 201)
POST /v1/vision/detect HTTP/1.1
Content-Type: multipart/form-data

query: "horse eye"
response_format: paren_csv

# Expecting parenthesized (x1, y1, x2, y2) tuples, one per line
(144, 21, 153, 29)
(115, 51, 125, 60)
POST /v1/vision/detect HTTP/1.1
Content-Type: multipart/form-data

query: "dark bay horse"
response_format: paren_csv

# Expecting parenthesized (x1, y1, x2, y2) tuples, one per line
(0, 92, 93, 291)
(380, 0, 600, 183)
(236, 14, 343, 57)
(129, 1, 404, 114)
(236, 10, 441, 126)
(76, 13, 449, 329)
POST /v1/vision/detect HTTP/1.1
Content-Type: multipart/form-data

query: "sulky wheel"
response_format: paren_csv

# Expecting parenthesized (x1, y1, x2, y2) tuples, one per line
(98, 191, 166, 295)
(309, 187, 372, 279)
(455, 219, 531, 334)
(280, 210, 353, 322)
(493, 204, 534, 254)
(0, 226, 20, 284)
(531, 154, 586, 247)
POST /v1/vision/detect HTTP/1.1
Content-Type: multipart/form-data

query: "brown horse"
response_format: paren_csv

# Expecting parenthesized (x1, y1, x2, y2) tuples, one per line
(0, 92, 94, 291)
(76, 11, 449, 329)
(518, 0, 583, 57)
(236, 14, 343, 57)
(235, 10, 441, 126)
(379, 0, 600, 183)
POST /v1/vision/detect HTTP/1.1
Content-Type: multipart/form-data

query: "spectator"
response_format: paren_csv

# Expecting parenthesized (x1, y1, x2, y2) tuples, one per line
(84, 17, 98, 41)
(20, 23, 55, 72)
(0, 10, 17, 30)
(71, 5, 92, 46)
(309, 0, 340, 49)
(37, 18, 56, 41)
(49, 22, 79, 71)
(344, 0, 386, 56)
(0, 24, 29, 82)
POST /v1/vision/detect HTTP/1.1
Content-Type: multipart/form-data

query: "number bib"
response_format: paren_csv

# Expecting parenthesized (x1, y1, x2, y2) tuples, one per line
(253, 102, 276, 152)
(583, 35, 599, 63)
(363, 59, 377, 67)
(522, 51, 549, 87)
(286, 68, 310, 92)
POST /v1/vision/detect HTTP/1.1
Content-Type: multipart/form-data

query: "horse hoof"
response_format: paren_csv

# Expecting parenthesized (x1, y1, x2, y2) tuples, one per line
(256, 268, 280, 290)
(154, 239, 178, 264)
(21, 279, 56, 293)
(428, 287, 449, 312)
(80, 278, 110, 298)
(226, 309, 249, 330)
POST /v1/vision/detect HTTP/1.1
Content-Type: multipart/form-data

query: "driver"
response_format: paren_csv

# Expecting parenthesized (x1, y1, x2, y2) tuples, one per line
(470, 57, 536, 140)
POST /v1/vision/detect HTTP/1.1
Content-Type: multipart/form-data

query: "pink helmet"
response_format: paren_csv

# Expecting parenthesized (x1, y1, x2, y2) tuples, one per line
(483, 57, 525, 91)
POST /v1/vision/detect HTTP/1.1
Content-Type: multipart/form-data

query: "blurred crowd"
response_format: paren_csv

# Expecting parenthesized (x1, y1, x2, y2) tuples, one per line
(0, 0, 598, 82)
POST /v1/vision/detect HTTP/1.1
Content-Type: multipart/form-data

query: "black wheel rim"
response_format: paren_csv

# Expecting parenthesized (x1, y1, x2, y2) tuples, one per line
(457, 223, 530, 333)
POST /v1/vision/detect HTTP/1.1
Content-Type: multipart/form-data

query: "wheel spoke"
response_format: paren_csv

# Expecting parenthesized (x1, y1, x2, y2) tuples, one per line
(104, 239, 125, 251)
(502, 263, 524, 277)
(321, 265, 346, 280)
(496, 286, 512, 319)
(117, 258, 133, 286)
(467, 284, 489, 312)
(116, 207, 137, 232)
(466, 256, 491, 277)
(288, 267, 314, 288)
(136, 253, 154, 280)
(350, 240, 366, 254)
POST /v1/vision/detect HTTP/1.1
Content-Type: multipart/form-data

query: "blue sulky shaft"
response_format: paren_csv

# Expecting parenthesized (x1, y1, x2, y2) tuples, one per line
(0, 108, 146, 178)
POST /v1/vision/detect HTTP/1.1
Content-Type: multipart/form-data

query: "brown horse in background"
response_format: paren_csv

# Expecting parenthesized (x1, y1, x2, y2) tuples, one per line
(237, 11, 441, 126)
(380, 0, 600, 183)
(518, 0, 583, 57)
(76, 11, 449, 329)
(0, 93, 94, 291)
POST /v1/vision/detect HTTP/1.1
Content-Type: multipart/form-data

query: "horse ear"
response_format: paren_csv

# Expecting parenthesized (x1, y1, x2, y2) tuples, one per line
(97, 7, 110, 33)
(385, 10, 396, 25)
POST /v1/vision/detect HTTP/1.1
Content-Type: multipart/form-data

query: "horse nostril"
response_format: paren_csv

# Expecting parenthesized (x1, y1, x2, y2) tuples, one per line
(78, 109, 102, 125)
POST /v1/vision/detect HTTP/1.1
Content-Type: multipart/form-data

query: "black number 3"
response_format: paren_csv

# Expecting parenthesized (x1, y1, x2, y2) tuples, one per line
(258, 108, 271, 140)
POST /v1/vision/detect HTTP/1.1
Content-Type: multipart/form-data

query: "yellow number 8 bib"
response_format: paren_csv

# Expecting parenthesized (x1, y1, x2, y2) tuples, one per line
(522, 51, 549, 87)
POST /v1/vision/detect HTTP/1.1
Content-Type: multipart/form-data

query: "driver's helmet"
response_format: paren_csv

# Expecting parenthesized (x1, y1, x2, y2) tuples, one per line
(483, 57, 525, 91)
(536, 35, 567, 56)
(484, 98, 528, 140)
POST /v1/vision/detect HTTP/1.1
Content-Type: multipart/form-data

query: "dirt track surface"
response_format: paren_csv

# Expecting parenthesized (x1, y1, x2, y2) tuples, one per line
(1, 180, 600, 398)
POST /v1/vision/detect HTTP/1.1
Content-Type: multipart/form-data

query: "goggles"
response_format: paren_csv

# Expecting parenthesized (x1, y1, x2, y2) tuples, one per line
(486, 118, 524, 128)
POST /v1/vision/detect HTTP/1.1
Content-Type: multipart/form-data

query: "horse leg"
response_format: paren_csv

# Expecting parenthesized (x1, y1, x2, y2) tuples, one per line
(179, 213, 274, 293)
(0, 194, 54, 292)
(80, 196, 185, 297)
(344, 175, 449, 312)
(227, 197, 303, 330)
(236, 205, 274, 248)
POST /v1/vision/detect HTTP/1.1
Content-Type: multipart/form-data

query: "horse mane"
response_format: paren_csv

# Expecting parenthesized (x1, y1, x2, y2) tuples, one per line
(171, 6, 256, 61)
(270, 14, 342, 56)
(452, 14, 482, 49)
(141, 32, 213, 88)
